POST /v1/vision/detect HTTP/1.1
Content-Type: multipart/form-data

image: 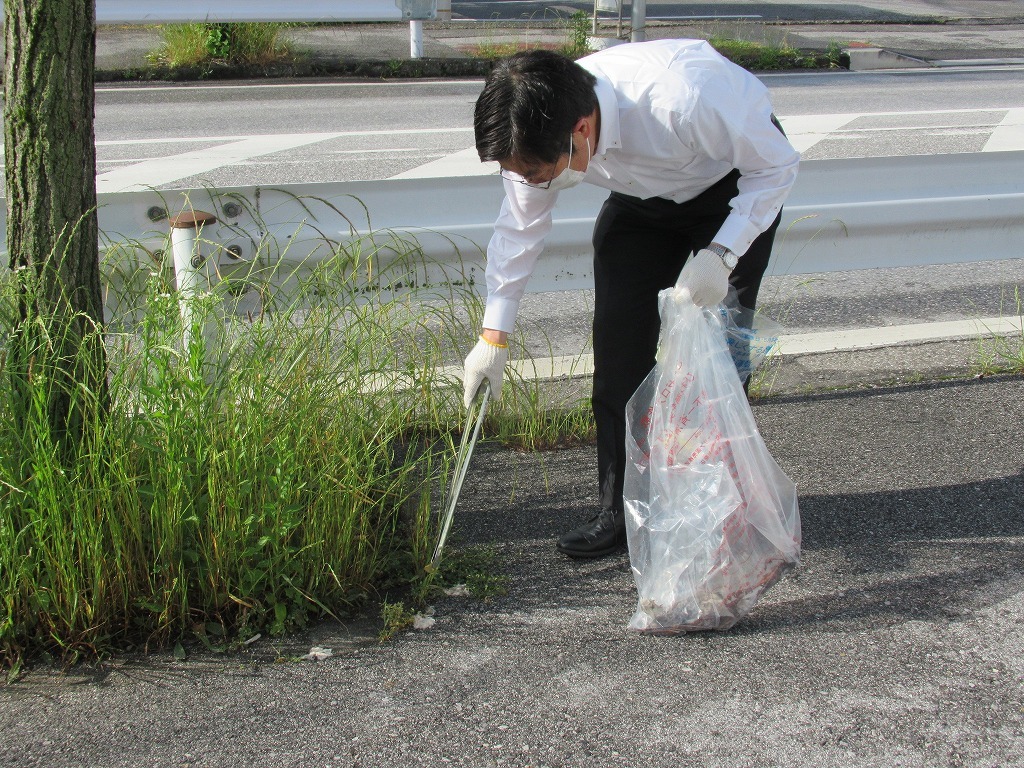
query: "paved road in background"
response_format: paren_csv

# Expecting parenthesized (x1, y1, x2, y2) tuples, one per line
(452, 0, 1023, 21)
(92, 69, 1024, 187)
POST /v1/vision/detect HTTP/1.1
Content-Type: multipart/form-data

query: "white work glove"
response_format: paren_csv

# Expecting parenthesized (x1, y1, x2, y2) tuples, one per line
(462, 336, 508, 408)
(673, 248, 732, 307)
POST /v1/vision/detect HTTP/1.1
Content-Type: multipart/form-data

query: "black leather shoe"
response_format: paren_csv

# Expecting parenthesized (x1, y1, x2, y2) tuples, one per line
(556, 508, 626, 559)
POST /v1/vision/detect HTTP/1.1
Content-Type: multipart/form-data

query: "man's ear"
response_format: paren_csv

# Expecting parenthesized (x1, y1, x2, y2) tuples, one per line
(575, 110, 598, 139)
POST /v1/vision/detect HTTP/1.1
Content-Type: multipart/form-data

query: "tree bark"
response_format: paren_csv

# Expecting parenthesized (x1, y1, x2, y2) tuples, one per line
(3, 0, 107, 447)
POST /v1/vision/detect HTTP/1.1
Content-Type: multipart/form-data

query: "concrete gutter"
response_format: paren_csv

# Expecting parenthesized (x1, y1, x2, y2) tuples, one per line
(844, 45, 934, 70)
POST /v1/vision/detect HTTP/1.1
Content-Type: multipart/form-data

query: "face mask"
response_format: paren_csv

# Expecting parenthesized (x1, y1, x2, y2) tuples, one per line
(546, 136, 590, 192)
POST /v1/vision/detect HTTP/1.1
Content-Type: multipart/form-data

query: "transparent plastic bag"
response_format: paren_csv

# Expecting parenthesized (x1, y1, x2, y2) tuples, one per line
(719, 298, 782, 385)
(623, 290, 800, 633)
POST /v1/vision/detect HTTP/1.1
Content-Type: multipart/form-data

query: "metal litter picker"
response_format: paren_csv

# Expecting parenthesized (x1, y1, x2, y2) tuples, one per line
(427, 381, 491, 572)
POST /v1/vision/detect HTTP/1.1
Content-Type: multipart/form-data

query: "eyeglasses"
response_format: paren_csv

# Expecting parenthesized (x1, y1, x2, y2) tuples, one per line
(498, 134, 575, 189)
(499, 166, 556, 189)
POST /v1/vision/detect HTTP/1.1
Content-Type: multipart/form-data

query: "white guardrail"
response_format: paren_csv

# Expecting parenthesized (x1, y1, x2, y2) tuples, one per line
(95, 0, 438, 23)
(74, 151, 1023, 305)
(95, 1, 439, 58)
(2, 152, 1021, 325)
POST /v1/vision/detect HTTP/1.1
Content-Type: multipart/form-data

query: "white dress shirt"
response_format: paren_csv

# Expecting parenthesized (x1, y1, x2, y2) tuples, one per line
(482, 38, 801, 334)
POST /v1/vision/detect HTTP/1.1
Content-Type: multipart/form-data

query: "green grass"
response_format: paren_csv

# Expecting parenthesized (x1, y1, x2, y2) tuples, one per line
(971, 287, 1024, 376)
(708, 36, 843, 70)
(465, 11, 593, 62)
(377, 600, 416, 641)
(431, 544, 508, 601)
(0, 194, 596, 671)
(146, 20, 842, 73)
(462, 21, 843, 70)
(151, 22, 294, 68)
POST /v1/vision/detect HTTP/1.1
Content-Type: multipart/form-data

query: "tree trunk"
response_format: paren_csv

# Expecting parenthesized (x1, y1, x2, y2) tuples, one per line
(3, 0, 107, 447)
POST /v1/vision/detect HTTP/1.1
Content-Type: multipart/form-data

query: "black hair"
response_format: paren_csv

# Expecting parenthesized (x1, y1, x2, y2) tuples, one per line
(474, 50, 598, 166)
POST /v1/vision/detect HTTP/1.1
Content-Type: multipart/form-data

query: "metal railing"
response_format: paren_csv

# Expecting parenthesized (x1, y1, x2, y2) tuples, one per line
(95, 0, 439, 58)
(76, 151, 1023, 303)
(3, 151, 1020, 346)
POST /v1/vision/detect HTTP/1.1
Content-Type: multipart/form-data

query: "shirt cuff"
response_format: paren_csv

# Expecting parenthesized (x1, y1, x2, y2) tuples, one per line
(483, 296, 521, 334)
(713, 214, 765, 258)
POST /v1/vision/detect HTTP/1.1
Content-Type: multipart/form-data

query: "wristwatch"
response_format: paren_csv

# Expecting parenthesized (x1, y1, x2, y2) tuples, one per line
(706, 242, 739, 270)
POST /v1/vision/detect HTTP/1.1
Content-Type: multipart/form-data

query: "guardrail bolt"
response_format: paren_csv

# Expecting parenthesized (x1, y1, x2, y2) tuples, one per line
(226, 244, 244, 260)
(222, 202, 242, 219)
(147, 206, 167, 222)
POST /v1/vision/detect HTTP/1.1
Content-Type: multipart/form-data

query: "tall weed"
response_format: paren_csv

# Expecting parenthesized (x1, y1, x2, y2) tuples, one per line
(0, 196, 593, 667)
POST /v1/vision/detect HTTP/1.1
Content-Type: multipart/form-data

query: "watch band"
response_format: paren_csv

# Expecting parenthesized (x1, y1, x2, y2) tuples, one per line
(706, 243, 738, 270)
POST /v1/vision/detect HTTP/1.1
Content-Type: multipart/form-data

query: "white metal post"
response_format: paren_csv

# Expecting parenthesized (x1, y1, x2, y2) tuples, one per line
(630, 0, 646, 42)
(410, 20, 424, 58)
(169, 211, 216, 350)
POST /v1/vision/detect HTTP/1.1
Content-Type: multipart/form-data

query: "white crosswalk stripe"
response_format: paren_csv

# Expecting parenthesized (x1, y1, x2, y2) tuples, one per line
(92, 127, 474, 191)
(771, 113, 860, 152)
(984, 108, 1024, 152)
(387, 107, 1024, 178)
(96, 133, 343, 193)
(81, 108, 1024, 188)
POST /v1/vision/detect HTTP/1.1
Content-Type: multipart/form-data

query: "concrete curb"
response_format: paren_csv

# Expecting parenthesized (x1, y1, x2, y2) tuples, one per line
(844, 46, 1024, 71)
(844, 46, 933, 70)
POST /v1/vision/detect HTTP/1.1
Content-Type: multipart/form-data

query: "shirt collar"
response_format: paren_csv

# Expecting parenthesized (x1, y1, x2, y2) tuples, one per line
(592, 75, 621, 158)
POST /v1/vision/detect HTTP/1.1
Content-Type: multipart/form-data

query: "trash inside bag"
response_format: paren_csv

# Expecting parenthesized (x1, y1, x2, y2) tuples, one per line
(623, 290, 800, 633)
(719, 299, 782, 385)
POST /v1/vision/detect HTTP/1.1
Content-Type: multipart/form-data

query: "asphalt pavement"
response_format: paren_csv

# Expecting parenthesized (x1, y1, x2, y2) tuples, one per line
(2, 4, 1023, 768)
(2, 374, 1023, 767)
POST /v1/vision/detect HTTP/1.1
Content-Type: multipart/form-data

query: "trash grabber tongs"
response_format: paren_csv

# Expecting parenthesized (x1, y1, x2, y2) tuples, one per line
(428, 380, 491, 571)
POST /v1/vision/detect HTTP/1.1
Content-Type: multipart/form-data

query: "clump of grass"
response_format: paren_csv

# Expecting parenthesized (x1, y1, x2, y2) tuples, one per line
(465, 9, 593, 61)
(708, 36, 841, 70)
(151, 23, 294, 68)
(486, 382, 595, 451)
(434, 545, 508, 601)
(0, 190, 595, 670)
(469, 41, 534, 61)
(378, 600, 416, 641)
(562, 11, 593, 59)
(972, 287, 1024, 376)
(0, 210, 462, 666)
(465, 30, 834, 70)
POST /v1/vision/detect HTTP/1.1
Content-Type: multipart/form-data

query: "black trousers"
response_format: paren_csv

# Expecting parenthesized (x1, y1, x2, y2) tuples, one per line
(591, 169, 783, 513)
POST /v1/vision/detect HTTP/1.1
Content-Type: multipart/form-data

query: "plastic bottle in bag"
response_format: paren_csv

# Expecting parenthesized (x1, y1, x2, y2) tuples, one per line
(623, 290, 800, 633)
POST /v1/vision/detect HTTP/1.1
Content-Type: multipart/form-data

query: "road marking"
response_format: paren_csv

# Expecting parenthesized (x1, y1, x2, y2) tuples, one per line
(96, 133, 345, 192)
(95, 80, 484, 94)
(778, 113, 861, 152)
(984, 108, 1024, 152)
(80, 108, 1022, 187)
(391, 108, 1024, 177)
(772, 316, 1023, 356)
(93, 131, 467, 191)
(93, 127, 473, 147)
(490, 316, 1024, 381)
(389, 146, 499, 179)
(90, 128, 475, 188)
